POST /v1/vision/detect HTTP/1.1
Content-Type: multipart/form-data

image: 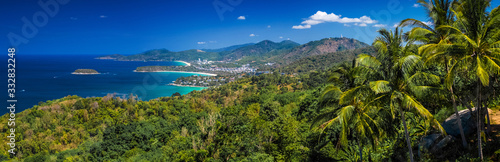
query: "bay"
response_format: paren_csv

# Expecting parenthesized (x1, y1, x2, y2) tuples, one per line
(1, 54, 208, 115)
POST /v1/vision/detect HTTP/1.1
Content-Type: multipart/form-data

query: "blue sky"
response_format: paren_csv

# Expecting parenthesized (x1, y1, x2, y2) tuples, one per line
(1, 0, 499, 55)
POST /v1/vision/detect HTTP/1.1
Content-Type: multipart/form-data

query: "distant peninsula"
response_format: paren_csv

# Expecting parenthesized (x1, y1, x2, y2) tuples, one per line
(72, 69, 100, 75)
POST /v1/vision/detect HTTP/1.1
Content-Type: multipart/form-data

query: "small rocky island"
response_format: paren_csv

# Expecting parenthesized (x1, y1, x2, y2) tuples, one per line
(72, 69, 100, 75)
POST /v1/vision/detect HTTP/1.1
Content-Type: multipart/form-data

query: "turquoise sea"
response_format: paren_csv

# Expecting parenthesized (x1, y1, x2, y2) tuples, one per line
(2, 54, 208, 115)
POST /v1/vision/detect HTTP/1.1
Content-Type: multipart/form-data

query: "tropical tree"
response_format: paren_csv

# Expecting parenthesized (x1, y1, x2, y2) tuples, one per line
(315, 93, 381, 162)
(313, 61, 383, 161)
(319, 60, 359, 107)
(432, 0, 500, 160)
(400, 0, 470, 148)
(342, 28, 446, 162)
(327, 60, 358, 91)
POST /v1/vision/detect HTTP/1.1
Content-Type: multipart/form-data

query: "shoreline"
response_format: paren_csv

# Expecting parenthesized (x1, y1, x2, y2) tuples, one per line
(168, 83, 208, 88)
(175, 61, 191, 66)
(134, 70, 217, 76)
(94, 58, 192, 67)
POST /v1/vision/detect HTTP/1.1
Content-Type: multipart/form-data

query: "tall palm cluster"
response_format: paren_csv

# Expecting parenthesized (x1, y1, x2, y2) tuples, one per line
(315, 0, 500, 161)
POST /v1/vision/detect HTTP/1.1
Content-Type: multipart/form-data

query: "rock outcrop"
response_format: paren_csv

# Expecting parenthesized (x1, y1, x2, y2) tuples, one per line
(441, 108, 478, 138)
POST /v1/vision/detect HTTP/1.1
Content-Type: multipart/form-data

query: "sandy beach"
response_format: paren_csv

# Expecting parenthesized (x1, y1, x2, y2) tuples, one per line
(175, 61, 191, 66)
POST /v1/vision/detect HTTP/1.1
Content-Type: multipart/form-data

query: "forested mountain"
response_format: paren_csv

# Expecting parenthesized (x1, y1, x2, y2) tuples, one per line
(95, 38, 367, 64)
(202, 43, 255, 53)
(96, 40, 300, 62)
(269, 37, 369, 65)
(277, 46, 376, 73)
(222, 40, 300, 61)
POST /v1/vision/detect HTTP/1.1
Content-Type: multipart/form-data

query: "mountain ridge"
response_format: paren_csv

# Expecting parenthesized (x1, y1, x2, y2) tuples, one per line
(96, 38, 369, 65)
(269, 37, 369, 65)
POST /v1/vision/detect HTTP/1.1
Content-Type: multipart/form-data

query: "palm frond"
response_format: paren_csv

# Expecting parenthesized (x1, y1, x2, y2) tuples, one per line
(402, 93, 446, 134)
(476, 56, 490, 86)
(369, 80, 392, 94)
(320, 85, 343, 103)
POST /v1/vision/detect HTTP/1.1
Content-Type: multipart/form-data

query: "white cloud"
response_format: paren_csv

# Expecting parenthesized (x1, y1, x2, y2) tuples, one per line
(373, 24, 386, 28)
(197, 42, 206, 45)
(393, 23, 400, 28)
(267, 25, 271, 28)
(237, 16, 246, 20)
(413, 4, 420, 8)
(344, 24, 351, 27)
(293, 11, 378, 29)
(292, 24, 311, 29)
(249, 34, 256, 37)
(279, 36, 283, 39)
(100, 15, 107, 18)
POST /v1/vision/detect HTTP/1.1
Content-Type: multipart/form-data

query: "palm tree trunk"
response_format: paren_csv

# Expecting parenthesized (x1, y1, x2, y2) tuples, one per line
(476, 80, 483, 161)
(486, 108, 491, 134)
(446, 61, 467, 148)
(451, 86, 467, 148)
(401, 110, 414, 162)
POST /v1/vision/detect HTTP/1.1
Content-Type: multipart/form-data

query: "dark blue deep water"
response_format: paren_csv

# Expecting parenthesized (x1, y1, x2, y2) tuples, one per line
(2, 54, 207, 115)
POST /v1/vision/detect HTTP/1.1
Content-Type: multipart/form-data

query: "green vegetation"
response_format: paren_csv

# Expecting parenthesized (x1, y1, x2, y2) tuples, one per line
(135, 66, 231, 76)
(97, 38, 365, 67)
(2, 0, 500, 161)
(97, 40, 300, 62)
(272, 46, 377, 74)
(202, 43, 256, 53)
(269, 38, 369, 65)
(173, 75, 237, 87)
(221, 40, 300, 61)
(72, 69, 99, 74)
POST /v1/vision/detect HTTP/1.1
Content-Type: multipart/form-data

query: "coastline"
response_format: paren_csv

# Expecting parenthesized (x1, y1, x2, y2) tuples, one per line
(168, 83, 208, 88)
(175, 61, 191, 66)
(94, 57, 192, 67)
(134, 70, 217, 76)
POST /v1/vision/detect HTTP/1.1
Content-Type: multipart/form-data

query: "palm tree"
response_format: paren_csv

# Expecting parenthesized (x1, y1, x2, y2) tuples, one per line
(327, 60, 358, 91)
(344, 28, 446, 162)
(319, 60, 358, 107)
(434, 0, 500, 160)
(315, 62, 380, 162)
(315, 94, 381, 162)
(399, 0, 470, 148)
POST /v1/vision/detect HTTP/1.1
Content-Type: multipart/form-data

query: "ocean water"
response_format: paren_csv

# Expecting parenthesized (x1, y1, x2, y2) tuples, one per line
(2, 54, 208, 115)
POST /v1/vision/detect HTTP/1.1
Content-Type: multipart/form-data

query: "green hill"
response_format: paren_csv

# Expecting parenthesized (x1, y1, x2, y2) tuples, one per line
(269, 37, 369, 65)
(96, 40, 300, 62)
(95, 38, 368, 66)
(222, 40, 300, 61)
(277, 46, 376, 73)
(202, 43, 256, 52)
